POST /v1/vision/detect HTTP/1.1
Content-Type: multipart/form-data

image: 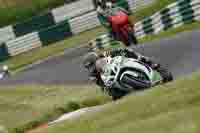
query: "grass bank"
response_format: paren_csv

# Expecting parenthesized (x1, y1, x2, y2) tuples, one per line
(31, 72, 200, 133)
(0, 84, 111, 133)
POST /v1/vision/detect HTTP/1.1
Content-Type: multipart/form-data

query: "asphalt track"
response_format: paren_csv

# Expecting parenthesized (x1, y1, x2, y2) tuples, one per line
(0, 30, 200, 85)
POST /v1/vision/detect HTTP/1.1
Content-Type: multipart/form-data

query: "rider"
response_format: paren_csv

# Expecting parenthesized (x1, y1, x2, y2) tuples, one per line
(0, 65, 10, 79)
(96, 1, 138, 46)
(2, 65, 9, 75)
(83, 48, 158, 88)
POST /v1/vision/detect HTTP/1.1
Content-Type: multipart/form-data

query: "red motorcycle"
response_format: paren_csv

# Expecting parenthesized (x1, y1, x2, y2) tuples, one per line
(107, 10, 138, 46)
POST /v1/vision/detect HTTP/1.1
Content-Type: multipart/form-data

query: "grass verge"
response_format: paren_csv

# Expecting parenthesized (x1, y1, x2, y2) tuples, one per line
(31, 72, 200, 133)
(0, 84, 111, 133)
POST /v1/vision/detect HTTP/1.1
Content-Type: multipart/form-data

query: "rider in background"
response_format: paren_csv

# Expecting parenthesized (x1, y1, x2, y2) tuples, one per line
(3, 65, 9, 75)
(96, 1, 138, 46)
(0, 65, 10, 79)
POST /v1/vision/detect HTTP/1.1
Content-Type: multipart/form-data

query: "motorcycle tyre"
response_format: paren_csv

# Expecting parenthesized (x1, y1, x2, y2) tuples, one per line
(107, 87, 128, 100)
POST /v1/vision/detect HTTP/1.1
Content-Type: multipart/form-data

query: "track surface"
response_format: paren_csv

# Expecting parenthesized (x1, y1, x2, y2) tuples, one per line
(0, 30, 200, 85)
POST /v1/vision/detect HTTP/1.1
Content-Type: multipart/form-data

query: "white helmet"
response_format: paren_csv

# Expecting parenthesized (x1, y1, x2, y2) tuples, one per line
(105, 2, 113, 9)
(2, 65, 8, 71)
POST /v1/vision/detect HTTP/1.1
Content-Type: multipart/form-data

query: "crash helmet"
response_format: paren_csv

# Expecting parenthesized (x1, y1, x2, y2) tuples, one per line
(105, 1, 113, 9)
(83, 52, 99, 72)
(2, 65, 8, 72)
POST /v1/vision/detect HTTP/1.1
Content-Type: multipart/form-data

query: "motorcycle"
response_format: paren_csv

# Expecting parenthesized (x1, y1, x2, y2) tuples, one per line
(100, 56, 173, 100)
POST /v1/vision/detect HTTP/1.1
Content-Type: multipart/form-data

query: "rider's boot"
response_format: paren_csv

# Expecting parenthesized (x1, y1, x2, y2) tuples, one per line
(140, 56, 160, 70)
(127, 25, 138, 46)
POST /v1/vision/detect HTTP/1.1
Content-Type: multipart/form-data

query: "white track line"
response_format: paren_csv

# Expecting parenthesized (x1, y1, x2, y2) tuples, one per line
(48, 105, 104, 125)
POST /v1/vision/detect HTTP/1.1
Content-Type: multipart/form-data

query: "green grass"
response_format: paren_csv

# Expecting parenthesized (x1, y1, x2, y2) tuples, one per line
(31, 72, 200, 133)
(0, 0, 75, 27)
(0, 84, 111, 132)
(0, 125, 8, 133)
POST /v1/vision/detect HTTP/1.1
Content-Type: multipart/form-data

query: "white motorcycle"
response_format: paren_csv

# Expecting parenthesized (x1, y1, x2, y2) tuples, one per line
(100, 56, 173, 100)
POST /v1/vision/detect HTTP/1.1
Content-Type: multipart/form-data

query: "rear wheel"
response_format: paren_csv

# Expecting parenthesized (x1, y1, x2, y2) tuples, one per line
(106, 87, 127, 100)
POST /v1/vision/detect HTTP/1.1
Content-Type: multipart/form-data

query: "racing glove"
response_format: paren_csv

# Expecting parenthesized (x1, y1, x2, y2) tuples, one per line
(104, 48, 139, 59)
